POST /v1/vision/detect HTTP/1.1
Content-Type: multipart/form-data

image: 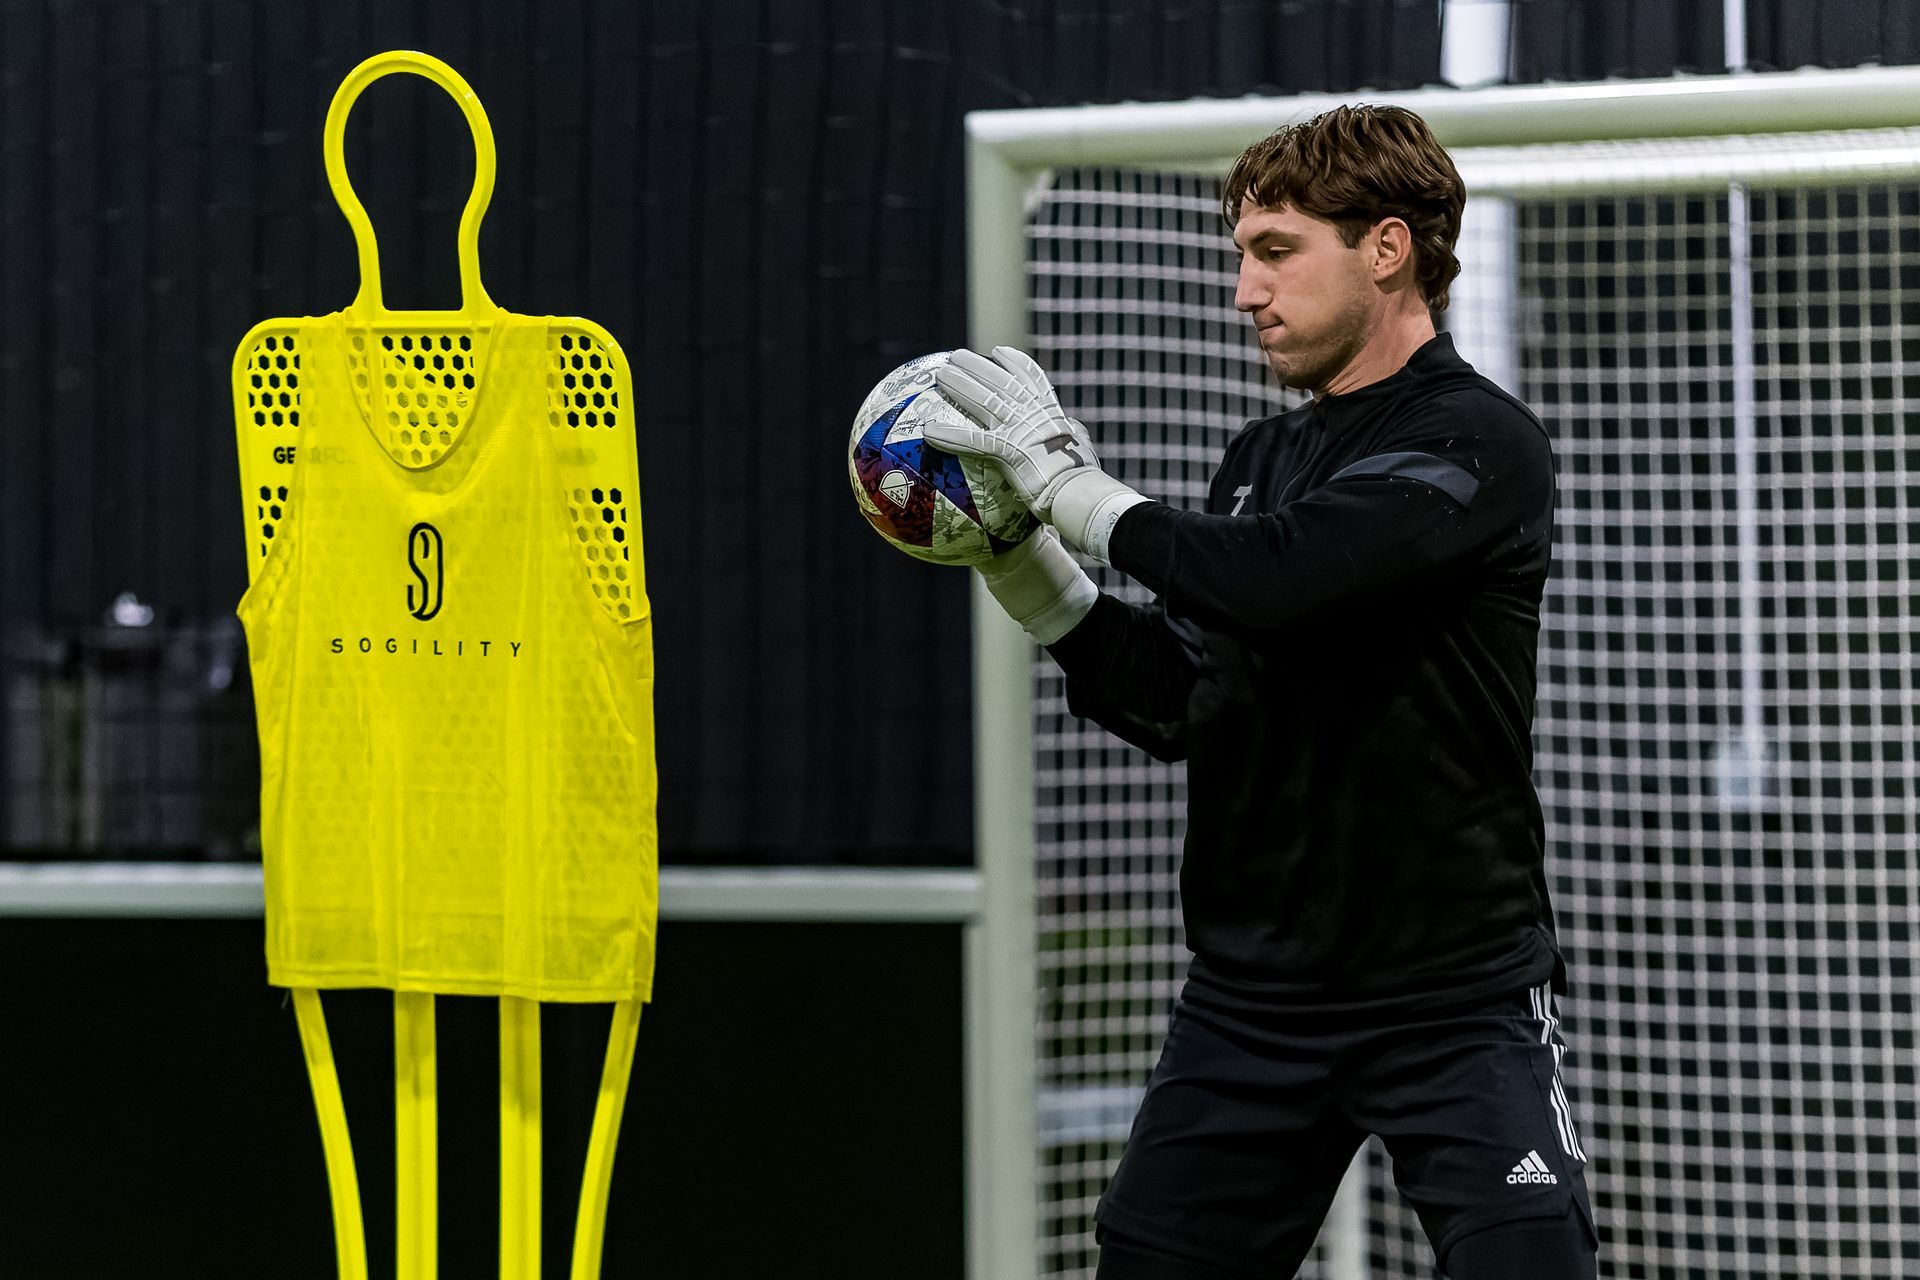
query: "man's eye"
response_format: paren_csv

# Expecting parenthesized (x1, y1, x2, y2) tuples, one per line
(1267, 247, 1289, 260)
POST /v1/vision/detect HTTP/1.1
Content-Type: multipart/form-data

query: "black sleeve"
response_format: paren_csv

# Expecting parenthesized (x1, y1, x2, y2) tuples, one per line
(1106, 398, 1553, 632)
(1044, 593, 1202, 763)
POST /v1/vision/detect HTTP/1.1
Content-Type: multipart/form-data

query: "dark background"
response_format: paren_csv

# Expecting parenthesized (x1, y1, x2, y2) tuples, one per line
(0, 0, 1440, 867)
(2, 0, 1897, 868)
(0, 918, 964, 1279)
(0, 1, 1909, 867)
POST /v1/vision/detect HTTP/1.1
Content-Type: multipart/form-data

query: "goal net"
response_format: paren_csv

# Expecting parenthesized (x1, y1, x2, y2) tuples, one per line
(973, 75, 1920, 1280)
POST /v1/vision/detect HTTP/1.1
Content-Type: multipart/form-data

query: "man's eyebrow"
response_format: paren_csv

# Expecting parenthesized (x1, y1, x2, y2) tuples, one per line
(1236, 227, 1301, 251)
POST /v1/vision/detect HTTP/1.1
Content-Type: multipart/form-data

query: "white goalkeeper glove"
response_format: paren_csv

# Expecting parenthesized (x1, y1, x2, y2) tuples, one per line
(976, 525, 1097, 645)
(923, 347, 1149, 563)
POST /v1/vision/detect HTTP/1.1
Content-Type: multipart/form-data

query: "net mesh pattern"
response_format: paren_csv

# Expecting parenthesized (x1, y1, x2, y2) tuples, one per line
(1026, 169, 1322, 1279)
(1024, 157, 1920, 1277)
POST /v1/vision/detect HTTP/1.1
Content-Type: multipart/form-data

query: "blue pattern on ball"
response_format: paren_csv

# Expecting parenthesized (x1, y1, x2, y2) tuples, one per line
(860, 394, 980, 520)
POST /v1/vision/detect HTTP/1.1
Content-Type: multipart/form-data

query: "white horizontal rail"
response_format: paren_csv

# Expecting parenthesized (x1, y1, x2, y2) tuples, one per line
(0, 862, 982, 923)
(1459, 126, 1920, 197)
(967, 65, 1920, 171)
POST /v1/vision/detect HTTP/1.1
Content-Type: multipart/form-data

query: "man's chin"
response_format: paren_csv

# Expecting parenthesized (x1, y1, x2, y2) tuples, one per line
(1266, 353, 1318, 390)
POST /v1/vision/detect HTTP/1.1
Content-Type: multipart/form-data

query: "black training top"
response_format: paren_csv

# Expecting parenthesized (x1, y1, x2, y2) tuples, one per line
(1047, 333, 1562, 1014)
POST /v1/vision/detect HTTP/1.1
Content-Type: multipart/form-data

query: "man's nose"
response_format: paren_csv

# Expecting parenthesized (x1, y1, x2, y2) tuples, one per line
(1233, 258, 1265, 314)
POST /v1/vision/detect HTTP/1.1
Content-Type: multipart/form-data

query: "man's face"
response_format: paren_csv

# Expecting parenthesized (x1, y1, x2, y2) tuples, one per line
(1231, 199, 1383, 393)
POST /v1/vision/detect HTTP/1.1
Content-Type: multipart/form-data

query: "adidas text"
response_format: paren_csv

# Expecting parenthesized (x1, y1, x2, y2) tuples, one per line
(1506, 1151, 1559, 1186)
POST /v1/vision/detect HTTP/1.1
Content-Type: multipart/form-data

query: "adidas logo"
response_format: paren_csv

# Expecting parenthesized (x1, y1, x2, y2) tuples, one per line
(1506, 1150, 1559, 1186)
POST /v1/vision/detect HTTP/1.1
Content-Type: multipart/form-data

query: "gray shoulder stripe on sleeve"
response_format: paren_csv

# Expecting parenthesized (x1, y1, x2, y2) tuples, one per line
(1328, 451, 1480, 507)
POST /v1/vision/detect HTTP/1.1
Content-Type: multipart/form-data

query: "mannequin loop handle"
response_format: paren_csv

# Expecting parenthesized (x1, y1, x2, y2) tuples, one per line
(323, 51, 497, 319)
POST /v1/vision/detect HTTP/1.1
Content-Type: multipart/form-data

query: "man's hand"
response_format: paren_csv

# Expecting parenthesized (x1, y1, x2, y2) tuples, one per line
(924, 346, 1150, 562)
(975, 525, 1098, 645)
(922, 347, 1096, 518)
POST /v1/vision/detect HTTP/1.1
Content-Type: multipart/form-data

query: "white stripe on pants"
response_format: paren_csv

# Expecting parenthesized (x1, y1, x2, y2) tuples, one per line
(1531, 983, 1587, 1163)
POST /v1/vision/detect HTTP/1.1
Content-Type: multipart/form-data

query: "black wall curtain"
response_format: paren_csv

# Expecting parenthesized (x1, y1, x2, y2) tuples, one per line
(1744, 0, 1920, 70)
(1507, 0, 1728, 78)
(0, 0, 1439, 866)
(1509, 0, 1920, 81)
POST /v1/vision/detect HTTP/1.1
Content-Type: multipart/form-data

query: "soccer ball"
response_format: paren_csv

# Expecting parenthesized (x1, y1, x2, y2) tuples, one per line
(847, 352, 1037, 566)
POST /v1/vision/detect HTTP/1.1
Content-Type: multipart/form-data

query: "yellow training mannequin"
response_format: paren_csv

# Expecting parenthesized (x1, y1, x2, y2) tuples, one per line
(232, 50, 656, 1280)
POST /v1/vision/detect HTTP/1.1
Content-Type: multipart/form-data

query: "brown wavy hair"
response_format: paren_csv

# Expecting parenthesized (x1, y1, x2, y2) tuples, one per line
(1221, 105, 1466, 310)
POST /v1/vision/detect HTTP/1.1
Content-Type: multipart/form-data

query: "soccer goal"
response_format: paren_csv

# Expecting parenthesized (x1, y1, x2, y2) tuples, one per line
(964, 66, 1920, 1280)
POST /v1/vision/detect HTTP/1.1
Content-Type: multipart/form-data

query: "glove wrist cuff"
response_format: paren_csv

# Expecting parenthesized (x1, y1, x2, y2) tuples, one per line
(1049, 471, 1150, 564)
(978, 529, 1098, 645)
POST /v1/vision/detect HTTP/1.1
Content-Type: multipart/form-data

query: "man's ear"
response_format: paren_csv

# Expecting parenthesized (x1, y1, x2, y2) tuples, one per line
(1373, 217, 1415, 284)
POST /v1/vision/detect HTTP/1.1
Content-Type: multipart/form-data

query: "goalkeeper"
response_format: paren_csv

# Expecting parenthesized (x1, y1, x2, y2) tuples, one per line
(925, 105, 1596, 1280)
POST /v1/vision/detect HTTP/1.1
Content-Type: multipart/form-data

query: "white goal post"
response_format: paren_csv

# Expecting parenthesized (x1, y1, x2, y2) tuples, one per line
(965, 65, 1920, 1280)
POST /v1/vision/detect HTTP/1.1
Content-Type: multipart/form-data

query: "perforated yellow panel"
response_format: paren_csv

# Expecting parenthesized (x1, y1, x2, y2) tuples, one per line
(546, 326, 640, 622)
(244, 332, 302, 428)
(240, 334, 301, 560)
(255, 483, 291, 553)
(349, 329, 484, 467)
(566, 484, 638, 621)
(548, 328, 621, 430)
(233, 320, 645, 629)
